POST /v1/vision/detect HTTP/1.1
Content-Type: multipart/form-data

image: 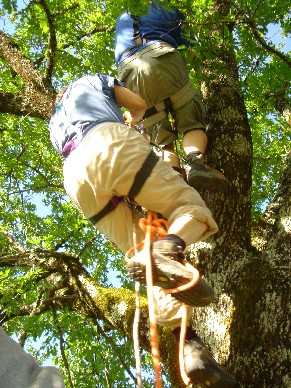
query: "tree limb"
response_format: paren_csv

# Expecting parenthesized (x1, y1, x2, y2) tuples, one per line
(0, 31, 48, 88)
(38, 0, 57, 82)
(0, 31, 55, 119)
(51, 304, 74, 388)
(245, 19, 291, 68)
(0, 226, 26, 253)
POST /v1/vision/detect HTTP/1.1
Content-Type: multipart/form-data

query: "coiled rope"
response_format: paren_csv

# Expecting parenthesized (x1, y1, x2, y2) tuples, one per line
(127, 210, 200, 387)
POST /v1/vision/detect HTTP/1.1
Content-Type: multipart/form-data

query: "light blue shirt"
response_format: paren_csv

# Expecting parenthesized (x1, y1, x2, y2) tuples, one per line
(49, 74, 124, 155)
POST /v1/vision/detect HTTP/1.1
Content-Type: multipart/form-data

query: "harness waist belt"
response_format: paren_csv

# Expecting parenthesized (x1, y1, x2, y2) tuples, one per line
(120, 38, 153, 62)
(88, 149, 159, 225)
(118, 41, 174, 70)
(141, 81, 197, 129)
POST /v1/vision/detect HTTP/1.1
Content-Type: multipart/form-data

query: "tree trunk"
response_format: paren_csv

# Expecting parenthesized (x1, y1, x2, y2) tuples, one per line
(185, 1, 291, 386)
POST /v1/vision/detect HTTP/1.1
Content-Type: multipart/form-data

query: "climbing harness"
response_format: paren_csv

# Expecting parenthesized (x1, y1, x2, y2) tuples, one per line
(118, 25, 197, 135)
(132, 15, 151, 48)
(126, 210, 200, 387)
(141, 80, 197, 130)
(87, 149, 159, 225)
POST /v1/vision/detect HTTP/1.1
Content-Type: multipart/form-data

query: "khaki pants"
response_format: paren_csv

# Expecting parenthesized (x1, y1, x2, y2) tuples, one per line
(63, 122, 218, 328)
(118, 43, 206, 146)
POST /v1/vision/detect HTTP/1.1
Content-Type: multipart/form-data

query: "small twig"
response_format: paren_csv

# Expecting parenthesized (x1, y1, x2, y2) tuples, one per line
(93, 320, 137, 385)
(51, 304, 74, 388)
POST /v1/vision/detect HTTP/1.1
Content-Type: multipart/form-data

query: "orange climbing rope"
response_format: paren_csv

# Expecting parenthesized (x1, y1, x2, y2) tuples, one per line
(131, 208, 143, 388)
(143, 210, 163, 388)
(126, 210, 200, 387)
(179, 303, 191, 386)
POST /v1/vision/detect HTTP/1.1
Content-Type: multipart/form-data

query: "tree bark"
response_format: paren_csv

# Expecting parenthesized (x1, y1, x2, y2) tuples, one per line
(0, 32, 55, 120)
(185, 1, 290, 386)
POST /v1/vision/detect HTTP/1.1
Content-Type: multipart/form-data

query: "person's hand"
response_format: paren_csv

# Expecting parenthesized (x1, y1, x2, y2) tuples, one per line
(123, 110, 134, 127)
(115, 84, 147, 127)
(123, 109, 146, 127)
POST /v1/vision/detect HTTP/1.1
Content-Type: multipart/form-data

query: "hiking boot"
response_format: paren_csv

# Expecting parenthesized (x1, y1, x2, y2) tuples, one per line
(173, 327, 238, 387)
(125, 239, 214, 307)
(185, 152, 227, 191)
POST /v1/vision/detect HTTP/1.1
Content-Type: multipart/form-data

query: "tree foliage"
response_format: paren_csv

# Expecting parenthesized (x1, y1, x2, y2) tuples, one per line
(0, 0, 290, 387)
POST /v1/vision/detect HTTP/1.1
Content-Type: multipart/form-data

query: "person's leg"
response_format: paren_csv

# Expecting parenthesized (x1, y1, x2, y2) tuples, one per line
(134, 157, 219, 243)
(174, 91, 227, 191)
(181, 128, 227, 191)
(162, 142, 187, 180)
(152, 288, 237, 387)
(162, 143, 180, 169)
(63, 122, 155, 253)
(97, 201, 145, 253)
(183, 128, 208, 155)
(172, 326, 238, 387)
(125, 155, 219, 306)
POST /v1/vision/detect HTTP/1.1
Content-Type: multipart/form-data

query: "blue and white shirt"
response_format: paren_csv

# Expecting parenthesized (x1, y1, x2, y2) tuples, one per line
(114, 1, 191, 66)
(49, 74, 124, 157)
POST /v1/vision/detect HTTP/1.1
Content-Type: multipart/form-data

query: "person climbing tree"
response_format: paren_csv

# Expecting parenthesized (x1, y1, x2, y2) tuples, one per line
(114, 0, 227, 191)
(49, 72, 236, 386)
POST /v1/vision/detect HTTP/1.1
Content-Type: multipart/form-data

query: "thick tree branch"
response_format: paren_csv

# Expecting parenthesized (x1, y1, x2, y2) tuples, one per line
(0, 248, 148, 335)
(0, 31, 55, 119)
(257, 152, 291, 260)
(0, 91, 39, 118)
(0, 31, 48, 88)
(0, 88, 54, 119)
(38, 0, 57, 82)
(0, 294, 76, 324)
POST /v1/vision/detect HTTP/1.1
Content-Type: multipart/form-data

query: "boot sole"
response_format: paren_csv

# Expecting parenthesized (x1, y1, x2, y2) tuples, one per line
(184, 338, 238, 387)
(126, 251, 214, 307)
(187, 173, 226, 191)
(186, 367, 237, 388)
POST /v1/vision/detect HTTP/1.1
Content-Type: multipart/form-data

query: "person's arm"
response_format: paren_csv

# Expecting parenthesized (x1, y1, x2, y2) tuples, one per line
(114, 84, 147, 127)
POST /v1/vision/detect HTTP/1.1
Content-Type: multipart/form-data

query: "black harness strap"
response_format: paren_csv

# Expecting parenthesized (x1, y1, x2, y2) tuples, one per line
(88, 196, 123, 225)
(120, 15, 150, 62)
(144, 106, 158, 118)
(88, 150, 159, 225)
(132, 15, 143, 48)
(128, 149, 159, 197)
(144, 96, 174, 119)
(163, 96, 174, 114)
(143, 97, 174, 119)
